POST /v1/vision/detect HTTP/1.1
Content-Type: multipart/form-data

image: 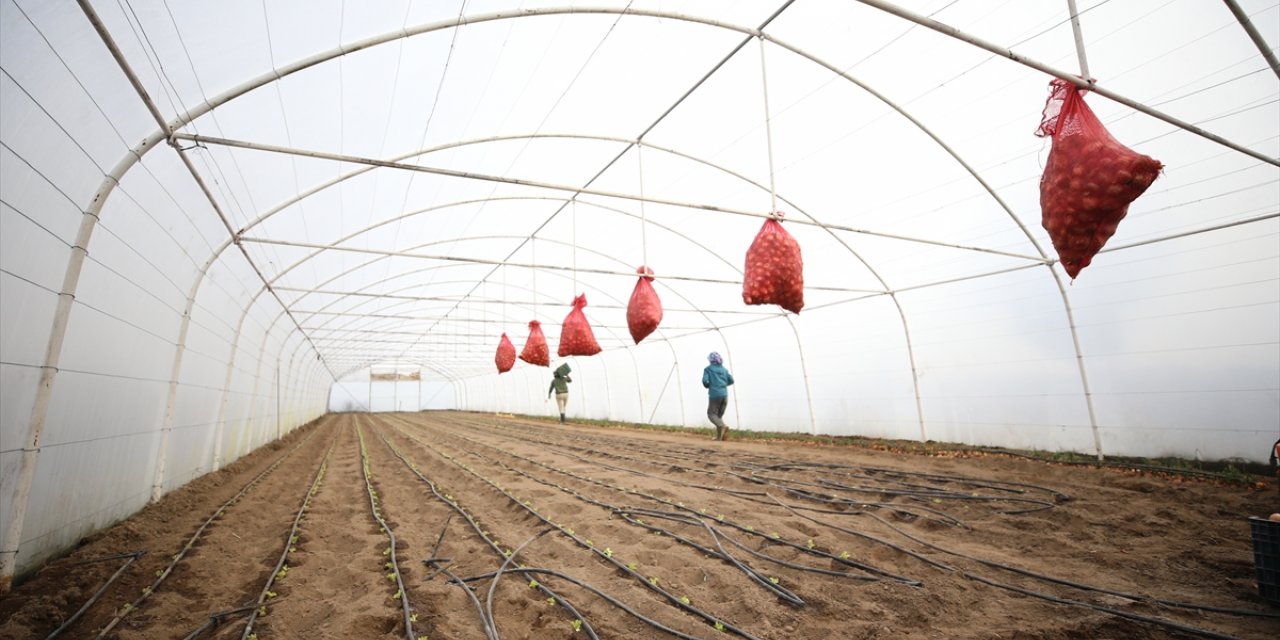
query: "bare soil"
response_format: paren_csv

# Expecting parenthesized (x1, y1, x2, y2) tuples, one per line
(2, 412, 1277, 640)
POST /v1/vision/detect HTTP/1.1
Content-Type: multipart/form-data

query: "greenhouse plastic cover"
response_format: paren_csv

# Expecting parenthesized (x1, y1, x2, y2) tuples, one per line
(1, 0, 1277, 583)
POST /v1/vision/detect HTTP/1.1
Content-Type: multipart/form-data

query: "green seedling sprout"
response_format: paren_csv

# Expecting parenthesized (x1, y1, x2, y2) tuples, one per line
(839, 551, 850, 560)
(769, 577, 779, 585)
(626, 562, 637, 571)
(806, 539, 815, 550)
(529, 579, 539, 588)
(679, 596, 691, 605)
(571, 619, 583, 633)
(648, 576, 659, 586)
(714, 621, 725, 632)
(603, 547, 613, 558)
(547, 597, 557, 605)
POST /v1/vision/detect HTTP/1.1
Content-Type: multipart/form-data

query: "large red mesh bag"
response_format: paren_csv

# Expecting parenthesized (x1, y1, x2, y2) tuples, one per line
(1036, 79, 1162, 279)
(626, 265, 663, 344)
(742, 212, 804, 313)
(495, 333, 515, 373)
(557, 294, 602, 357)
(519, 320, 550, 367)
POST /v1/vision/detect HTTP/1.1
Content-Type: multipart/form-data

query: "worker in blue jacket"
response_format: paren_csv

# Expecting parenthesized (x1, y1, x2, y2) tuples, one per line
(702, 352, 734, 440)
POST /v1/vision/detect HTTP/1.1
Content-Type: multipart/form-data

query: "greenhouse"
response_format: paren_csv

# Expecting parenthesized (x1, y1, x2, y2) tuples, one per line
(1, 1, 1278, 638)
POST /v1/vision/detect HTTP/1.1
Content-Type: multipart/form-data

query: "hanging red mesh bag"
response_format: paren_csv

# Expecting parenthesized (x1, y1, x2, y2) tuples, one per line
(519, 320, 550, 367)
(742, 212, 804, 313)
(1036, 79, 1162, 279)
(557, 294, 602, 357)
(495, 333, 515, 373)
(627, 265, 663, 344)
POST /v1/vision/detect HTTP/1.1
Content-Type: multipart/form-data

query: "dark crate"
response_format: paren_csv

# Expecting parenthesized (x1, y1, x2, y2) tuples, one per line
(1249, 516, 1280, 603)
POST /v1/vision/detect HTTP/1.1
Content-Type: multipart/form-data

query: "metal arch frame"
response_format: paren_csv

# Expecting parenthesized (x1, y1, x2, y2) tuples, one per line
(13, 1, 1257, 591)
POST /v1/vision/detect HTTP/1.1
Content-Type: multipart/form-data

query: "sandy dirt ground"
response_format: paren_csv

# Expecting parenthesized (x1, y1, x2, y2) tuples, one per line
(2, 411, 1278, 640)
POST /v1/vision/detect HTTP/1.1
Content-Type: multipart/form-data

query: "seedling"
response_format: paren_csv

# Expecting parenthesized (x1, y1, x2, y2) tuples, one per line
(839, 551, 850, 560)
(648, 576, 659, 586)
(714, 621, 725, 632)
(769, 577, 779, 585)
(806, 539, 815, 550)
(547, 597, 557, 605)
(571, 619, 583, 633)
(626, 562, 637, 571)
(679, 596, 691, 605)
(529, 579, 539, 588)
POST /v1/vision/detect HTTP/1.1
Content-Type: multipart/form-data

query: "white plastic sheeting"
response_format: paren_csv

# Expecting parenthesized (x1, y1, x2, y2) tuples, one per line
(2, 0, 1277, 586)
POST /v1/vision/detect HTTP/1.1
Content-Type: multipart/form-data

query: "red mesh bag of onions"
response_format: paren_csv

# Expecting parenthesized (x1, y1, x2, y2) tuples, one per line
(557, 294, 602, 357)
(626, 265, 662, 344)
(742, 212, 804, 313)
(1036, 79, 1162, 279)
(495, 333, 515, 373)
(519, 320, 550, 367)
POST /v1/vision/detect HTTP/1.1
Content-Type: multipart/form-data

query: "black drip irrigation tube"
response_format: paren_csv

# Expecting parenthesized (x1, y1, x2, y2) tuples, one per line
(426, 413, 1279, 638)
(480, 450, 816, 602)
(354, 418, 418, 640)
(44, 551, 146, 640)
(419, 415, 922, 586)
(474, 436, 897, 590)
(238, 423, 343, 640)
(379, 414, 765, 640)
(455, 415, 981, 527)
(368, 420, 600, 640)
(91, 422, 327, 640)
(459, 566, 707, 640)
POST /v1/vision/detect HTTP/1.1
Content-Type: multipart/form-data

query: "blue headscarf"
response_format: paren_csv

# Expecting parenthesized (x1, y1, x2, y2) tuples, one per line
(708, 352, 723, 365)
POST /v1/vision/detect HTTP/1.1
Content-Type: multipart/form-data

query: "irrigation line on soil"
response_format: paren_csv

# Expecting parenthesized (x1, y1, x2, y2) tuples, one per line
(380, 414, 764, 640)
(44, 551, 144, 640)
(420, 516, 499, 640)
(765, 493, 1264, 640)
(864, 506, 1280, 621)
(484, 528, 557, 637)
(181, 599, 289, 640)
(455, 414, 972, 527)
(458, 567, 707, 640)
(239, 426, 343, 640)
(428, 413, 1277, 636)
(437, 418, 921, 584)
(354, 417, 418, 640)
(369, 422, 599, 640)
(464, 443, 833, 600)
(92, 423, 325, 639)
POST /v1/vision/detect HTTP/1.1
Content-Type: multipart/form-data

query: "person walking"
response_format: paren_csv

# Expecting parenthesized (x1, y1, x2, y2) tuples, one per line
(702, 352, 734, 440)
(548, 362, 572, 423)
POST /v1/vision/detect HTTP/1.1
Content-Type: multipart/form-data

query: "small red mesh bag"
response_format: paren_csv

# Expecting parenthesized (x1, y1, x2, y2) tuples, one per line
(1036, 79, 1162, 279)
(742, 212, 804, 313)
(495, 333, 515, 373)
(626, 265, 663, 344)
(519, 320, 550, 367)
(557, 294, 602, 357)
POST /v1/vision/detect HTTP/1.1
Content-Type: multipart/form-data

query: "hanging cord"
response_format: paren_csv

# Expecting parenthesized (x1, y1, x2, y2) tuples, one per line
(758, 35, 779, 216)
(637, 145, 648, 266)
(572, 199, 579, 295)
(1065, 0, 1092, 84)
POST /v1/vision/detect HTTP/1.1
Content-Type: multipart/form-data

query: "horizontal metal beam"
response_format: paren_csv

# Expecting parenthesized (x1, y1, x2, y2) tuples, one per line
(177, 132, 1043, 261)
(245, 236, 883, 294)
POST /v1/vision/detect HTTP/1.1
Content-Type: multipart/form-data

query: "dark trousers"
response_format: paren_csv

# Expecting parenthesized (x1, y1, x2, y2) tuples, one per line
(707, 396, 728, 428)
